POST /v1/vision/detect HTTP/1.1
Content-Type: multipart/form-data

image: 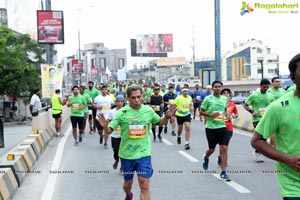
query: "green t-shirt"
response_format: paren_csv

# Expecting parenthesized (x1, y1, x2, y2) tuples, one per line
(267, 88, 286, 100)
(255, 92, 300, 197)
(245, 92, 274, 122)
(84, 88, 101, 99)
(143, 89, 153, 103)
(287, 84, 296, 93)
(68, 95, 87, 117)
(109, 105, 160, 160)
(200, 95, 228, 129)
(81, 93, 91, 112)
(51, 94, 63, 114)
(173, 95, 193, 117)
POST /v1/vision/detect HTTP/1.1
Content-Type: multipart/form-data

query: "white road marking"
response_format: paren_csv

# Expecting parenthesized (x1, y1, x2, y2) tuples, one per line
(235, 130, 252, 138)
(178, 150, 199, 162)
(162, 138, 173, 145)
(41, 125, 72, 200)
(212, 173, 251, 193)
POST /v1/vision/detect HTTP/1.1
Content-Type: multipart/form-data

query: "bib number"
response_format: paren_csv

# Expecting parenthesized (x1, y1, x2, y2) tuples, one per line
(129, 125, 146, 139)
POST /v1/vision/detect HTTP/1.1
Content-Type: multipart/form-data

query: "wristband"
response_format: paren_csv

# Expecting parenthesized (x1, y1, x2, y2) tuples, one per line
(248, 109, 253, 114)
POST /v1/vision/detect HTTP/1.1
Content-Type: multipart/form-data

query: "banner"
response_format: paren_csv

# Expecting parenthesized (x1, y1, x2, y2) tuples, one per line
(37, 10, 64, 44)
(41, 64, 64, 98)
(72, 60, 83, 74)
(157, 57, 186, 66)
(91, 66, 98, 75)
(136, 34, 173, 54)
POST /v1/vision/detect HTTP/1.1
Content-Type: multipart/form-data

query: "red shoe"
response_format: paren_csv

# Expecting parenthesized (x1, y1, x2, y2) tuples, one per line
(124, 192, 133, 200)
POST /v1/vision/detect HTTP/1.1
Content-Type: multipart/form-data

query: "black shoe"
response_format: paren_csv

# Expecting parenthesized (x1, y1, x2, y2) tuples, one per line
(171, 131, 176, 136)
(184, 143, 190, 150)
(164, 127, 168, 134)
(217, 155, 221, 167)
(79, 136, 83, 143)
(177, 137, 181, 144)
(99, 136, 103, 144)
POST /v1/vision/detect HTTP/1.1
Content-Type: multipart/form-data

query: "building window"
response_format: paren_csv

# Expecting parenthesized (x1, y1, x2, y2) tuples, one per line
(67, 63, 70, 72)
(257, 48, 262, 53)
(100, 58, 106, 69)
(257, 68, 262, 74)
(268, 69, 275, 74)
(91, 59, 95, 66)
(118, 58, 125, 69)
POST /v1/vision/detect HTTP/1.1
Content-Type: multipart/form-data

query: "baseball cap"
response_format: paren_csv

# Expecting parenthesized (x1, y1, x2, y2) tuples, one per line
(182, 88, 189, 92)
(154, 86, 160, 90)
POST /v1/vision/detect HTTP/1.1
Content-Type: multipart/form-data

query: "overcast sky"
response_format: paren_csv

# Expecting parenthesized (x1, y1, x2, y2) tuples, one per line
(51, 0, 300, 74)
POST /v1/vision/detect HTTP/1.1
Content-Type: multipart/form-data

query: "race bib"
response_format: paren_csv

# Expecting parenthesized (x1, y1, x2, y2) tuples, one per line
(196, 95, 201, 100)
(72, 104, 79, 109)
(115, 126, 121, 134)
(169, 99, 174, 104)
(183, 103, 190, 108)
(153, 105, 160, 111)
(213, 111, 225, 121)
(259, 108, 266, 117)
(88, 110, 92, 115)
(101, 104, 109, 111)
(129, 125, 146, 139)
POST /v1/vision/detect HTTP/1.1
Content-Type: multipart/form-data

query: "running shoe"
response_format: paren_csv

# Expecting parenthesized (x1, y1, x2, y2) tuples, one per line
(202, 154, 209, 170)
(124, 192, 133, 200)
(177, 137, 181, 144)
(74, 141, 79, 146)
(220, 171, 231, 181)
(103, 143, 108, 149)
(253, 151, 264, 163)
(158, 135, 163, 143)
(113, 161, 118, 169)
(164, 127, 168, 134)
(79, 136, 83, 143)
(171, 131, 176, 136)
(217, 155, 221, 167)
(184, 143, 190, 150)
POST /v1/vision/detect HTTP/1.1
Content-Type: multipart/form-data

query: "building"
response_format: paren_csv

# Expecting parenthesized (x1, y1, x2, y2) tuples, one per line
(0, 0, 7, 25)
(223, 39, 279, 80)
(61, 42, 127, 87)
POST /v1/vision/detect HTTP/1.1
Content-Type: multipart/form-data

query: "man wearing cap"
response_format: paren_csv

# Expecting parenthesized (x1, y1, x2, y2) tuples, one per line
(93, 84, 115, 149)
(173, 86, 193, 150)
(252, 53, 300, 199)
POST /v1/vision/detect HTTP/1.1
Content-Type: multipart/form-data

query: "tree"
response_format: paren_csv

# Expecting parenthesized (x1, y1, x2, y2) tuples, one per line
(0, 25, 46, 99)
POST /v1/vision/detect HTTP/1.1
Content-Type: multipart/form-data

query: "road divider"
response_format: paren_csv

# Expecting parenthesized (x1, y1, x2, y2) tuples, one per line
(232, 118, 254, 132)
(0, 167, 18, 200)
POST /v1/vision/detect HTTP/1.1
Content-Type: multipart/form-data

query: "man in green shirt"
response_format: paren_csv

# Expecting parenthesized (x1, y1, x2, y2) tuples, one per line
(67, 86, 87, 145)
(97, 84, 176, 200)
(79, 85, 92, 135)
(244, 79, 274, 162)
(50, 89, 64, 137)
(200, 80, 230, 181)
(252, 53, 300, 200)
(85, 81, 101, 134)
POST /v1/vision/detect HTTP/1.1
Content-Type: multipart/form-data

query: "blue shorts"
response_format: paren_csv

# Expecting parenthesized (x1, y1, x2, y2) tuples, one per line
(120, 156, 153, 181)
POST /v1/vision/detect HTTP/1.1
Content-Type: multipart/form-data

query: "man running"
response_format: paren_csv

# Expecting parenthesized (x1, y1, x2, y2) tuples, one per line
(50, 89, 64, 137)
(97, 84, 176, 200)
(200, 85, 212, 122)
(163, 84, 177, 136)
(244, 79, 274, 162)
(173, 87, 193, 150)
(192, 84, 202, 120)
(79, 86, 92, 135)
(200, 80, 230, 181)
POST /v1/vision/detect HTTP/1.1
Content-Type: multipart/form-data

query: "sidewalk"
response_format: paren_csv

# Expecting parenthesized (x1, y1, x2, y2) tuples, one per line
(0, 124, 32, 160)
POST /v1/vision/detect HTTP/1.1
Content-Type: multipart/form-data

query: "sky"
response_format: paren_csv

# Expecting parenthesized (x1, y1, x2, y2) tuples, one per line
(50, 0, 300, 74)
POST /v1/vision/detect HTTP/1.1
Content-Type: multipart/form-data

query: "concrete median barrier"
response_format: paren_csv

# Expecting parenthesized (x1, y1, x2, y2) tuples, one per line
(27, 134, 45, 150)
(20, 137, 42, 159)
(232, 118, 254, 132)
(0, 167, 18, 200)
(0, 155, 28, 187)
(12, 145, 36, 171)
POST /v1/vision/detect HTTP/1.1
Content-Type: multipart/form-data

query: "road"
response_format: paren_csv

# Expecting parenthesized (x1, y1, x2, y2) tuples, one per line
(12, 117, 281, 200)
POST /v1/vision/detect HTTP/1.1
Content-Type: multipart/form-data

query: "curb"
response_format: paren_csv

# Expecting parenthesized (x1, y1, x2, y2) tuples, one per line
(232, 118, 254, 132)
(0, 167, 18, 200)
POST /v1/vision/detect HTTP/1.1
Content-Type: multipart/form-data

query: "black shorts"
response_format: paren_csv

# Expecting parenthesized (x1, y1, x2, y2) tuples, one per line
(70, 116, 84, 129)
(94, 119, 104, 131)
(176, 114, 191, 125)
(52, 112, 62, 119)
(205, 127, 229, 149)
(193, 102, 201, 109)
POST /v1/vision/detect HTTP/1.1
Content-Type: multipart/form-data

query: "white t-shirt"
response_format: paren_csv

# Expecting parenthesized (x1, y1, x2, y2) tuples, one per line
(30, 94, 42, 112)
(93, 95, 114, 119)
(106, 108, 121, 138)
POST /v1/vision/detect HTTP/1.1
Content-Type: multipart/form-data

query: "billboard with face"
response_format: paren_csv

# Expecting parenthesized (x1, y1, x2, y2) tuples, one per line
(136, 34, 173, 54)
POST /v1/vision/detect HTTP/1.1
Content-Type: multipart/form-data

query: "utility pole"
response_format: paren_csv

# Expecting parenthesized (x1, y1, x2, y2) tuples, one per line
(45, 0, 51, 64)
(215, 0, 222, 80)
(258, 60, 264, 79)
(192, 24, 195, 78)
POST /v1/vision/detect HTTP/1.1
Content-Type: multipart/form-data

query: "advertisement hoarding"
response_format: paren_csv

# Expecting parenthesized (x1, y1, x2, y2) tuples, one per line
(41, 64, 64, 98)
(37, 10, 64, 44)
(157, 57, 186, 66)
(136, 34, 173, 54)
(72, 60, 83, 74)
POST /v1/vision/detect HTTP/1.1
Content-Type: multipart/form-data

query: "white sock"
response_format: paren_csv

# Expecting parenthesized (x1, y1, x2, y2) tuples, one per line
(185, 141, 189, 144)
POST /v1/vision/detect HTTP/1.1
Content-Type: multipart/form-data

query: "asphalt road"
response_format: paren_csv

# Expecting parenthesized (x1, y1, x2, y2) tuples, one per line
(13, 117, 282, 200)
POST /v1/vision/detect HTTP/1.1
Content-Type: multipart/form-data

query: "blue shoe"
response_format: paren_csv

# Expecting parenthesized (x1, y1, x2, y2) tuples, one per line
(158, 135, 162, 143)
(74, 141, 79, 146)
(79, 136, 82, 143)
(220, 171, 231, 181)
(202, 154, 209, 170)
(124, 192, 133, 200)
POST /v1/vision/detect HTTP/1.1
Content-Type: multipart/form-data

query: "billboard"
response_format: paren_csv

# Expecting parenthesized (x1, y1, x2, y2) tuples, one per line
(130, 39, 167, 57)
(72, 60, 83, 74)
(37, 10, 64, 44)
(41, 64, 64, 98)
(157, 57, 186, 66)
(136, 34, 173, 54)
(91, 66, 98, 75)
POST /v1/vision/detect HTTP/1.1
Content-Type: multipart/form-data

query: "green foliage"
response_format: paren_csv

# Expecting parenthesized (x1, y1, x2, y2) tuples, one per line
(0, 25, 46, 98)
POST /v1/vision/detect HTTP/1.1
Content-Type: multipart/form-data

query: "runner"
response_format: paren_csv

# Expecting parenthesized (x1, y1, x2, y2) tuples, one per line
(79, 86, 92, 135)
(148, 86, 164, 142)
(192, 84, 202, 120)
(217, 88, 238, 167)
(106, 95, 125, 173)
(85, 81, 101, 134)
(67, 86, 87, 145)
(251, 53, 300, 200)
(244, 79, 274, 162)
(200, 80, 230, 181)
(200, 85, 212, 122)
(97, 84, 177, 200)
(93, 84, 115, 149)
(163, 84, 177, 136)
(50, 89, 64, 137)
(173, 86, 193, 150)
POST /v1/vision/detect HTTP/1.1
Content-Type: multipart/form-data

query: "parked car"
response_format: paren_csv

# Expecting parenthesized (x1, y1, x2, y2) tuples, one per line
(231, 95, 247, 104)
